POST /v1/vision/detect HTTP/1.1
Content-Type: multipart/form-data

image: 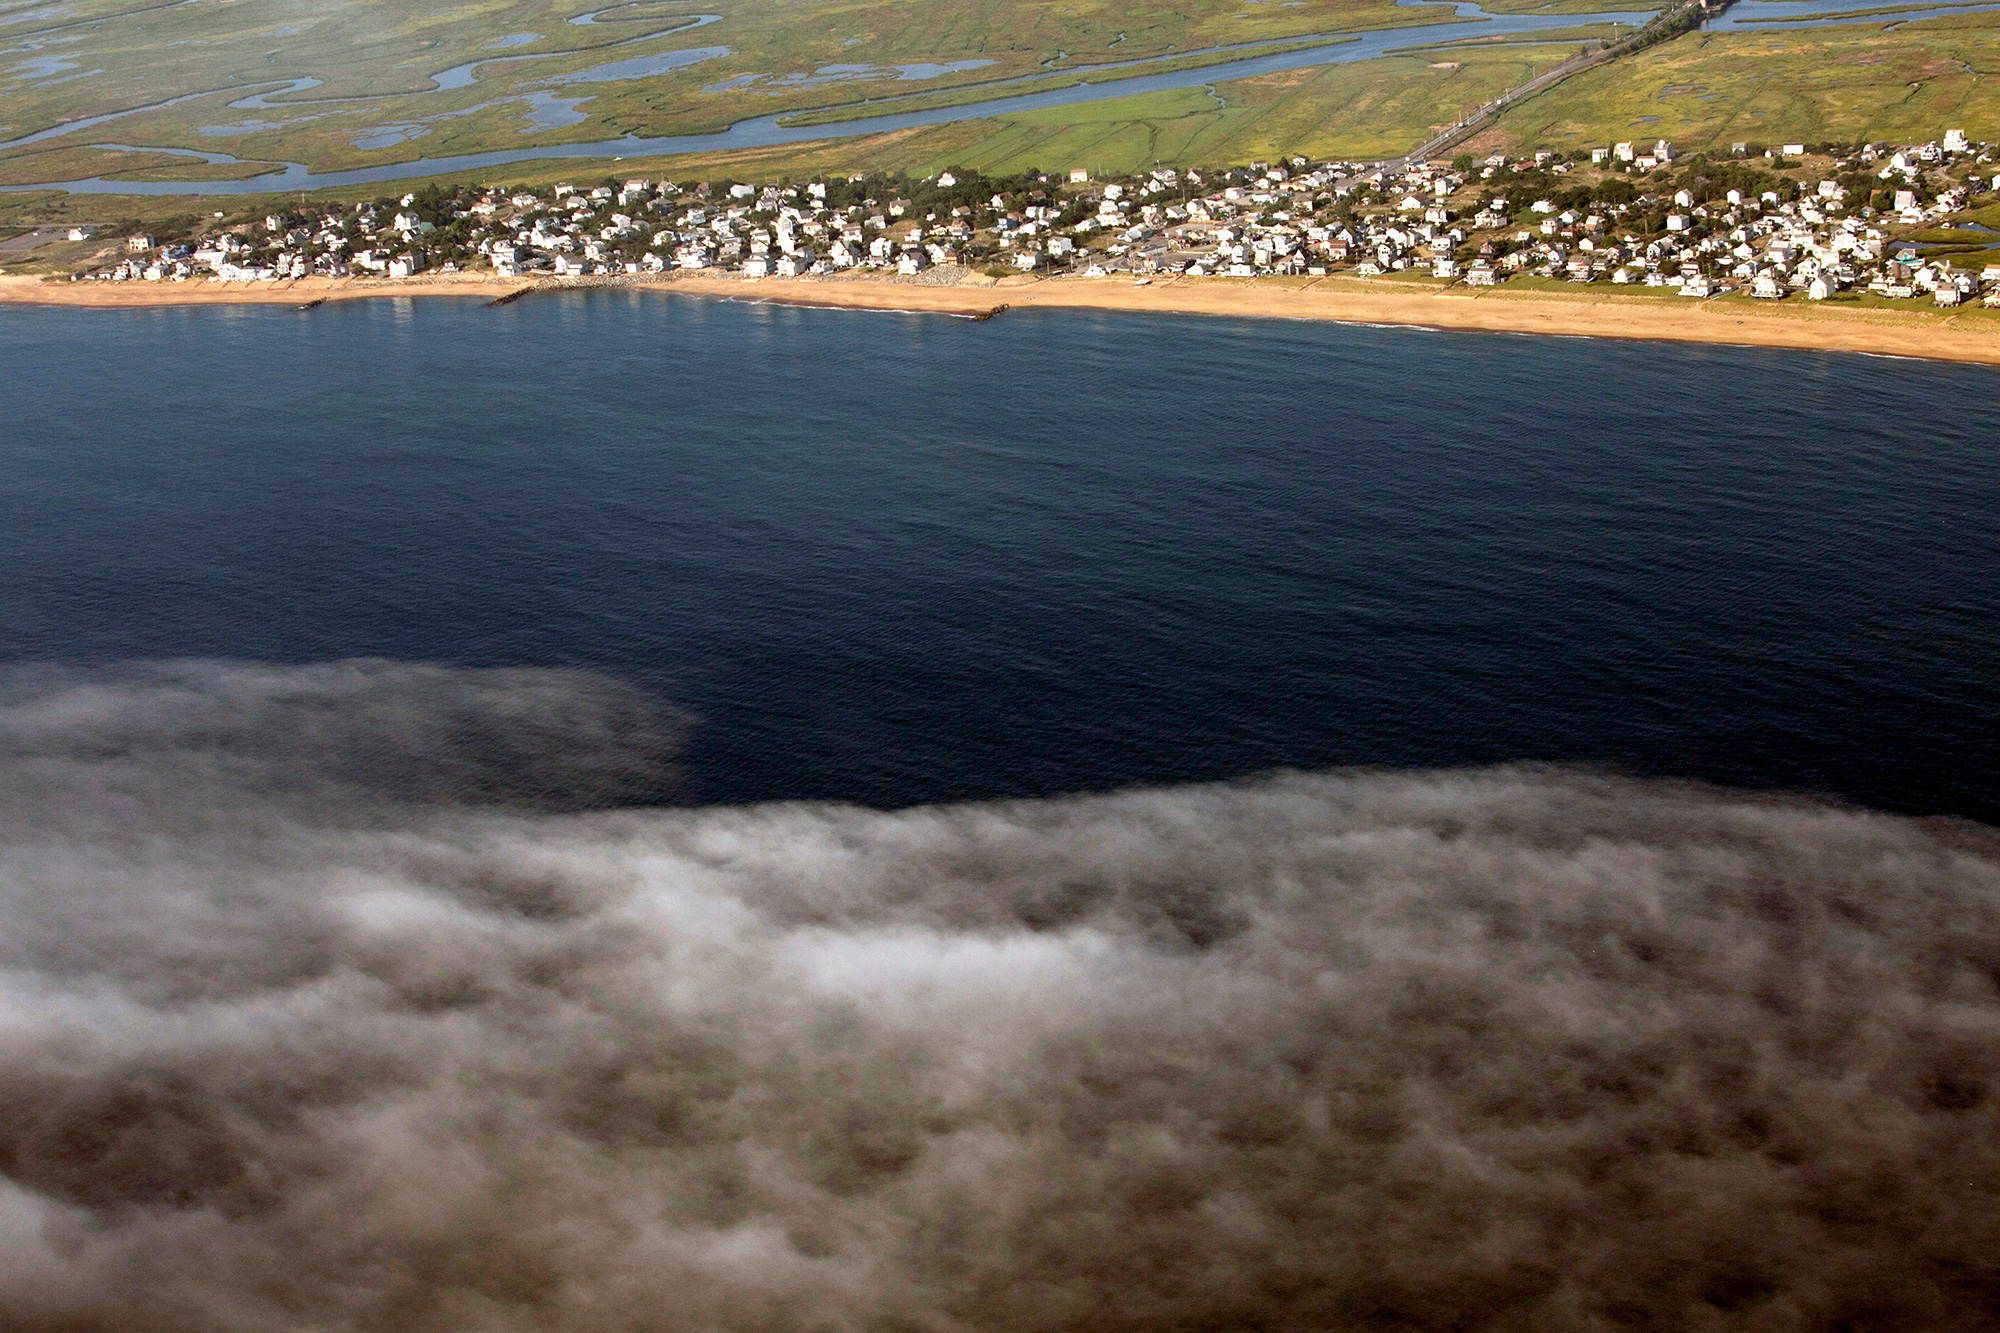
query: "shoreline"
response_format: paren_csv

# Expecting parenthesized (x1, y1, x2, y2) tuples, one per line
(4, 271, 1997, 365)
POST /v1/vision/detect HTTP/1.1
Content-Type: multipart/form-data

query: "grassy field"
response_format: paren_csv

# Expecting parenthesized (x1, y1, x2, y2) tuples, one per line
(884, 42, 1599, 175)
(4, 0, 1997, 197)
(0, 0, 1486, 179)
(1473, 11, 2000, 153)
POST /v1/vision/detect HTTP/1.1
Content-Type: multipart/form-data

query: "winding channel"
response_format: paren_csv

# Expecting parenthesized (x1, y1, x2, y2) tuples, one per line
(3, 0, 1987, 195)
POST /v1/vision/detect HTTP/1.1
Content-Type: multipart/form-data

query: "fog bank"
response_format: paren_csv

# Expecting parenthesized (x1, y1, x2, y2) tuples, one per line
(2, 662, 1997, 1332)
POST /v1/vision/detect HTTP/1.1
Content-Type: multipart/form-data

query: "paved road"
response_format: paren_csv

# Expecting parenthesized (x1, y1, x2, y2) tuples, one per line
(1339, 0, 1723, 184)
(1336, 43, 1611, 188)
(0, 228, 70, 253)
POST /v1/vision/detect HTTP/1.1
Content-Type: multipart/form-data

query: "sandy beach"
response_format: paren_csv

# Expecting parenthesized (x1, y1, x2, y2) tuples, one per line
(0, 271, 526, 309)
(4, 269, 1997, 365)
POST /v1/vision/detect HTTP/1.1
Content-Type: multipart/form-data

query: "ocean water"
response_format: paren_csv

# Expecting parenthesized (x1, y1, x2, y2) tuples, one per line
(3, 293, 1997, 819)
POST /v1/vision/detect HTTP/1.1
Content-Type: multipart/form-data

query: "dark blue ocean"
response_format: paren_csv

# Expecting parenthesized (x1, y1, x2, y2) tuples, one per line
(4, 293, 1997, 820)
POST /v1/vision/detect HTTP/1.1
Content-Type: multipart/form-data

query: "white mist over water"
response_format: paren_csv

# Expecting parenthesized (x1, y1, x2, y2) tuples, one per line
(1, 661, 1997, 1331)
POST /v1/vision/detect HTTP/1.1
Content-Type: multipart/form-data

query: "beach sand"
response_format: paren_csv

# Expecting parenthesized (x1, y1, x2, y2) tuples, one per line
(4, 270, 1997, 365)
(0, 272, 526, 309)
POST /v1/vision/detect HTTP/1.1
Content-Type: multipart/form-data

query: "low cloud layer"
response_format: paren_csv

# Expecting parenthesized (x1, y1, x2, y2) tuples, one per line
(1, 661, 1997, 1332)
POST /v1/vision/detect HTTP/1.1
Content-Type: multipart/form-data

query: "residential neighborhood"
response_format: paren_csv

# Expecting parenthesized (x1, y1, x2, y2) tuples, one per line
(50, 131, 2000, 308)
